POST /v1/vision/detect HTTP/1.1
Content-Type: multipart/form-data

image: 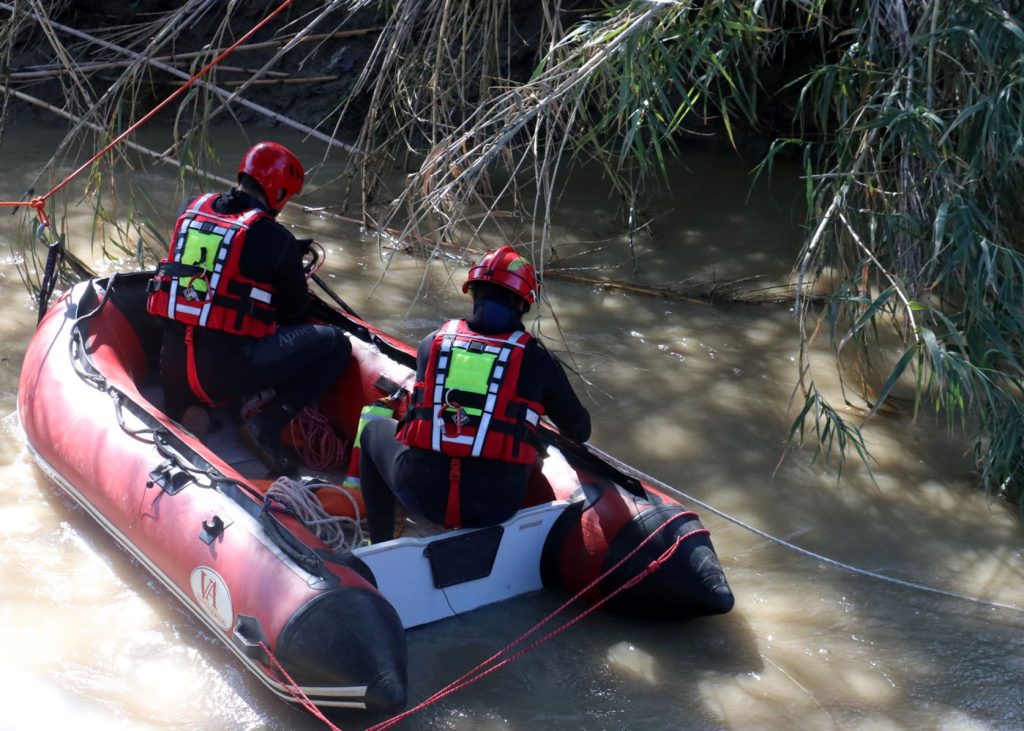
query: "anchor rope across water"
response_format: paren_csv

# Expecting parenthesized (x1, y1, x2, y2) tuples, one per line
(587, 443, 1024, 615)
(0, 0, 299, 231)
(257, 511, 702, 731)
(365, 512, 703, 731)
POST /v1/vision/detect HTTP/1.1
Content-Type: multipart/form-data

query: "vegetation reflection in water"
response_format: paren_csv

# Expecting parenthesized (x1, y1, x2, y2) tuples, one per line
(2, 1, 1024, 727)
(2, 128, 1023, 729)
(3, 1, 1022, 509)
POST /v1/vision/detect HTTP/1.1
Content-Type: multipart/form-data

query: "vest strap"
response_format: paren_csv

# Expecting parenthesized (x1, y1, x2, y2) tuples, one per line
(183, 325, 219, 406)
(155, 261, 206, 279)
(444, 457, 462, 529)
(150, 278, 276, 325)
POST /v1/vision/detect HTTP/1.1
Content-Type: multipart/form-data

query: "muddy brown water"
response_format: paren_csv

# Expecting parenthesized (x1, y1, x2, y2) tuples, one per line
(2, 127, 1023, 731)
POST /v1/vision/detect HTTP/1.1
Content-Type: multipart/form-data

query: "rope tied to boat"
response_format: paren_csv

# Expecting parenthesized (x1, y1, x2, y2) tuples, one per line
(1, 0, 300, 313)
(35, 221, 64, 322)
(254, 510, 700, 731)
(586, 442, 1024, 614)
(259, 640, 345, 731)
(287, 405, 350, 471)
(364, 511, 701, 731)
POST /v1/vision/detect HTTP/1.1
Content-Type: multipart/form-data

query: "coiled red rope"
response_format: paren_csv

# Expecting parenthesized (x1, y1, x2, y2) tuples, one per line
(288, 405, 350, 471)
(0, 0, 298, 229)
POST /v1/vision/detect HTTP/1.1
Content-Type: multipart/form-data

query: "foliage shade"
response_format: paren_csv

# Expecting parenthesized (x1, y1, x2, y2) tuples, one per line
(3, 0, 1024, 504)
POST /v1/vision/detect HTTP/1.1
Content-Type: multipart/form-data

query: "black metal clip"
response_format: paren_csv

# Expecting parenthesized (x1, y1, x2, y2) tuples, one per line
(199, 514, 226, 544)
(147, 459, 193, 495)
(233, 615, 268, 663)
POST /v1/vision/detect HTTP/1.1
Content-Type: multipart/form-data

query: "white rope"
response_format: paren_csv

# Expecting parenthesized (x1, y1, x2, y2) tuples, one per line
(584, 443, 1024, 614)
(266, 477, 366, 553)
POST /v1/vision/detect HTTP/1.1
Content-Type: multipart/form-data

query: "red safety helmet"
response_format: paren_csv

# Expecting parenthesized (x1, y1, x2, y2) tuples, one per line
(462, 245, 539, 305)
(238, 141, 304, 213)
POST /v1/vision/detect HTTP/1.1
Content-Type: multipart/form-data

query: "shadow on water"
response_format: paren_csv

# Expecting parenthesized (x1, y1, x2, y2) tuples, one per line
(7, 461, 314, 729)
(550, 257, 1024, 727)
(4, 126, 1024, 729)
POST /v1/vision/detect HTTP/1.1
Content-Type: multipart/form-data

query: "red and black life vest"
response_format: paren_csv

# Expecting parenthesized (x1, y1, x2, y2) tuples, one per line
(146, 193, 278, 338)
(397, 319, 544, 464)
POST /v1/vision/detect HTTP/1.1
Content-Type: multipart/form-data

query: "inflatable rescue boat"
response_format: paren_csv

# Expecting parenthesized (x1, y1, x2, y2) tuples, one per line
(17, 271, 734, 714)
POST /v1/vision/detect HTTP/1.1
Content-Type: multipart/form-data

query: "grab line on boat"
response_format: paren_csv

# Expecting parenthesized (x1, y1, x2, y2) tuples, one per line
(588, 444, 1024, 615)
(365, 513, 704, 731)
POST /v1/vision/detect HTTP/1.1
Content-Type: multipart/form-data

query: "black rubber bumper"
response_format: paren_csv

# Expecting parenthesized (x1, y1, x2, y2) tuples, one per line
(602, 503, 735, 619)
(274, 585, 408, 712)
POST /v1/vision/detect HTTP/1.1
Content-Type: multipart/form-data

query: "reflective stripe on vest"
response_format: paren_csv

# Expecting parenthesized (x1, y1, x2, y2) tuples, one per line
(146, 193, 277, 338)
(399, 319, 543, 463)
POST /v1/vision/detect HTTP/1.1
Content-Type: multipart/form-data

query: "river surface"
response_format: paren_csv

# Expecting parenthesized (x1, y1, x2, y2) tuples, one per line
(2, 126, 1023, 731)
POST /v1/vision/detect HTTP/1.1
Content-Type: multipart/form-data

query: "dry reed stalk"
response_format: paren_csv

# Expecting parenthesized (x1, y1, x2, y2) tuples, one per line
(149, 27, 381, 63)
(220, 74, 338, 87)
(0, 1, 359, 156)
(0, 85, 234, 186)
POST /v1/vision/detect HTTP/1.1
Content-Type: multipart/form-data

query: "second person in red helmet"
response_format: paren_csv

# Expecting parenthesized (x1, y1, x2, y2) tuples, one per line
(147, 141, 351, 474)
(358, 245, 592, 542)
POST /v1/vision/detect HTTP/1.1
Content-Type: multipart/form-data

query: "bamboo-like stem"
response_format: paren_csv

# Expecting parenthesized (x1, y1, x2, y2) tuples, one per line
(218, 75, 339, 87)
(0, 84, 234, 188)
(8, 63, 291, 80)
(0, 1, 359, 155)
(147, 28, 380, 63)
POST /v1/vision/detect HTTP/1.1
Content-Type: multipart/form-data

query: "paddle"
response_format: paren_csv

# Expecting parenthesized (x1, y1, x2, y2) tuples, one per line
(541, 427, 647, 499)
(297, 237, 362, 320)
(312, 272, 361, 319)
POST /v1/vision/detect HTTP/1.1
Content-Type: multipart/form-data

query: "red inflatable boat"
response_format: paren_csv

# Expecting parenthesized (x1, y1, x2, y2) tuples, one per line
(17, 271, 733, 715)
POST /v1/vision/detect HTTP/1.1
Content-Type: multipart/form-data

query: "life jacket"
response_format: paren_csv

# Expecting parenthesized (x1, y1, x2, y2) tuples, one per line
(397, 319, 544, 465)
(146, 193, 278, 338)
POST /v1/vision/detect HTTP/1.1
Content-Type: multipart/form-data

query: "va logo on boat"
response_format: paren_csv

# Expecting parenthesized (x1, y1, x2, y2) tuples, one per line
(190, 566, 234, 630)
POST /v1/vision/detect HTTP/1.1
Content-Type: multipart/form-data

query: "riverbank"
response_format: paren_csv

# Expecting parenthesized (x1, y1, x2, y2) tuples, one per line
(2, 1, 776, 160)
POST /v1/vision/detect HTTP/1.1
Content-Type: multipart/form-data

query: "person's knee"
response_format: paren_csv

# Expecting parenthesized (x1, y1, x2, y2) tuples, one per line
(360, 417, 395, 456)
(330, 326, 352, 368)
(312, 325, 350, 378)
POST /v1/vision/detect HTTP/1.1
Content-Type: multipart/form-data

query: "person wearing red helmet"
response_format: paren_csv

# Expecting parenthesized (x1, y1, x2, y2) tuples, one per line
(147, 141, 351, 474)
(357, 245, 591, 543)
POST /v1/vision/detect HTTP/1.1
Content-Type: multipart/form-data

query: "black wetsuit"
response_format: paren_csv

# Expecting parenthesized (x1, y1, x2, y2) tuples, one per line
(157, 189, 351, 425)
(359, 296, 591, 542)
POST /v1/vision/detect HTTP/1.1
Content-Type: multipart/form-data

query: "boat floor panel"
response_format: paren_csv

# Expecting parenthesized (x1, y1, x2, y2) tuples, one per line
(138, 383, 346, 482)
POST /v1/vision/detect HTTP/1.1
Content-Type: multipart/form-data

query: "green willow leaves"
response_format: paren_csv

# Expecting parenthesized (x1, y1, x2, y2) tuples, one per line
(787, 2, 1024, 503)
(350, 0, 1024, 503)
(4, 0, 1023, 503)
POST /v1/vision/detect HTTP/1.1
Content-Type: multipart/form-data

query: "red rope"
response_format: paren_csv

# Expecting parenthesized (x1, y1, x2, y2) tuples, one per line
(366, 512, 708, 731)
(289, 405, 349, 471)
(254, 512, 704, 731)
(260, 640, 345, 731)
(0, 0, 298, 229)
(0, 197, 50, 227)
